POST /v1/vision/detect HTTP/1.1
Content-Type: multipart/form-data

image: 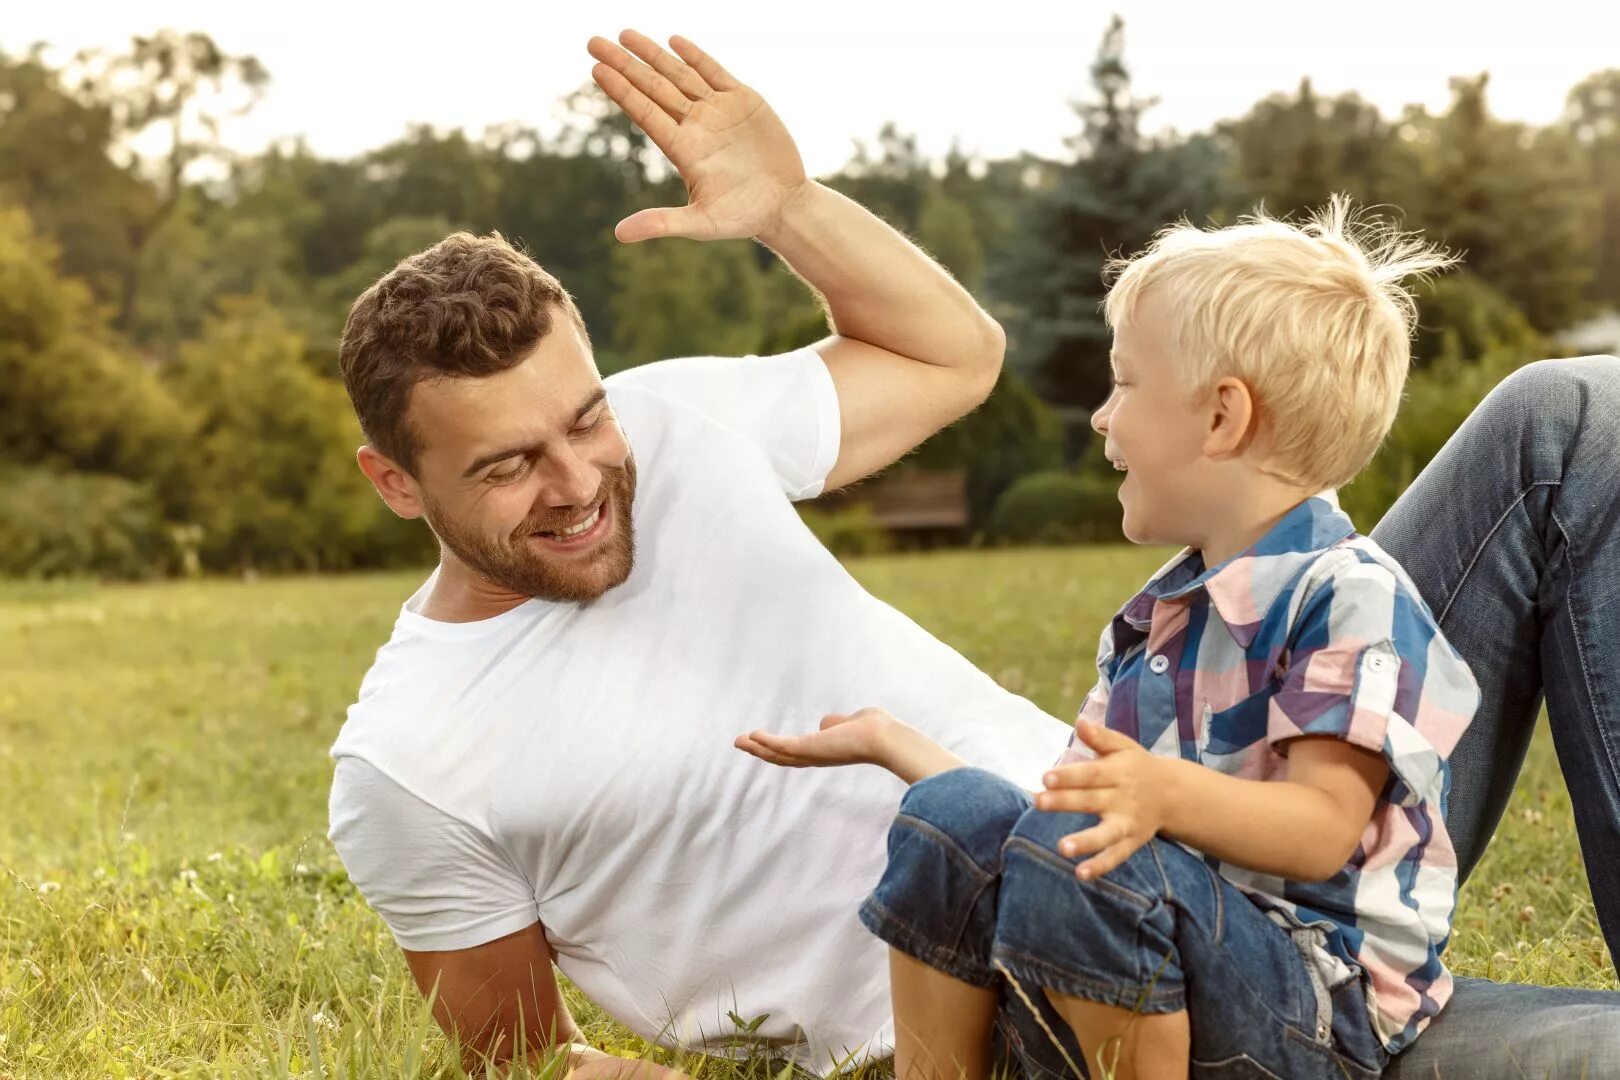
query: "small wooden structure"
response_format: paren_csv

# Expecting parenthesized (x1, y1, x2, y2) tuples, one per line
(820, 468, 970, 547)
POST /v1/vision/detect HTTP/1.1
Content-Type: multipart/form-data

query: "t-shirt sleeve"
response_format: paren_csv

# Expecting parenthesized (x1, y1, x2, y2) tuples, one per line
(328, 756, 540, 952)
(606, 346, 841, 500)
(1266, 555, 1480, 807)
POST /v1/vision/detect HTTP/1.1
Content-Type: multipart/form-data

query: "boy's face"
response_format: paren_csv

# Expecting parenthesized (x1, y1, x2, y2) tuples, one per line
(1090, 287, 1217, 549)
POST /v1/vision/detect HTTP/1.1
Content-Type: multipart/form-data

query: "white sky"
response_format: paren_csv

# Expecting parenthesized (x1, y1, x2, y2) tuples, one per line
(7, 1, 1616, 176)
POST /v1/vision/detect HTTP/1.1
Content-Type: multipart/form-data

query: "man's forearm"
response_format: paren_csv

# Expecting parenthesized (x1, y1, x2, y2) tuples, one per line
(756, 182, 1003, 377)
(1154, 758, 1363, 883)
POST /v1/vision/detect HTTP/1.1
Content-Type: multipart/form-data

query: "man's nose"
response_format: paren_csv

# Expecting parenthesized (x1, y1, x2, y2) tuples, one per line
(542, 447, 601, 508)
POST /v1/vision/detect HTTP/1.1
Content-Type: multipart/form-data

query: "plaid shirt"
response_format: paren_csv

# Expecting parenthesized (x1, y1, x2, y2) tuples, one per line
(1059, 491, 1479, 1053)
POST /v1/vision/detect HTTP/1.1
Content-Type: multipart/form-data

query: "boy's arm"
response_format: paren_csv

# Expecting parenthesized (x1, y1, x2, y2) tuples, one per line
(1164, 737, 1387, 880)
(1038, 726, 1389, 884)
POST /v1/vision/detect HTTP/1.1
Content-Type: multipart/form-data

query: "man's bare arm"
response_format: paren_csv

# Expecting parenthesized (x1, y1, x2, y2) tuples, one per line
(403, 922, 687, 1078)
(587, 30, 1003, 492)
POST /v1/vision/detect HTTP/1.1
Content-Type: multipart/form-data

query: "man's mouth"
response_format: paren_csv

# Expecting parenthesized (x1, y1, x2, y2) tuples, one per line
(530, 499, 612, 549)
(542, 506, 601, 539)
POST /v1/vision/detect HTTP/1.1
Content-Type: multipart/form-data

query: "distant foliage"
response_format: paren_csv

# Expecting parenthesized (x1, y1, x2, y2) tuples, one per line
(1, 24, 1616, 577)
(987, 471, 1125, 546)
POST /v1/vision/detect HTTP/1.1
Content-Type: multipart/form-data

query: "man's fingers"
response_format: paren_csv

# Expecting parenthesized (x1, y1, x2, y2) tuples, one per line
(619, 29, 713, 102)
(668, 35, 740, 92)
(590, 62, 677, 150)
(589, 35, 692, 123)
(615, 206, 710, 244)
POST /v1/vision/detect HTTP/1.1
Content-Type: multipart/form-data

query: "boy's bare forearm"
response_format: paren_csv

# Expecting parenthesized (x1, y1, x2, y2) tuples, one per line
(877, 722, 970, 786)
(1154, 758, 1364, 883)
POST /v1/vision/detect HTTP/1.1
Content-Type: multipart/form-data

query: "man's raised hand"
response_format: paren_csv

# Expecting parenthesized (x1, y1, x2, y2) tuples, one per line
(587, 30, 810, 244)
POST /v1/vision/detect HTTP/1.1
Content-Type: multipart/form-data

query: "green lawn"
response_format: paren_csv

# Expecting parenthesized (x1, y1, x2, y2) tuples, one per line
(0, 547, 1612, 1077)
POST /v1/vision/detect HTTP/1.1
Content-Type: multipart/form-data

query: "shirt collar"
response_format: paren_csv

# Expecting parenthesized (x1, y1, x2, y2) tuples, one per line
(1117, 490, 1355, 648)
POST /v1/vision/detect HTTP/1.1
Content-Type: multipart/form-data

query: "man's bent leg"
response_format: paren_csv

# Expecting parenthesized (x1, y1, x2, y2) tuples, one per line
(1370, 354, 1620, 949)
(1385, 977, 1620, 1080)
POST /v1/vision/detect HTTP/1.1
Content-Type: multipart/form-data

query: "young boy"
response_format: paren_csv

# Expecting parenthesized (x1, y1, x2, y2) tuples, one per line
(736, 198, 1478, 1078)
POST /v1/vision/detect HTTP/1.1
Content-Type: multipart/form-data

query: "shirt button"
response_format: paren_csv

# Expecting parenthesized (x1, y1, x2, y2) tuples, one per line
(1149, 654, 1170, 675)
(1368, 655, 1389, 671)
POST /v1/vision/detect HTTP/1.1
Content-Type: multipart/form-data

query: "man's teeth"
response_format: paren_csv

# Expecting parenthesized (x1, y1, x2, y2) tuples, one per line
(546, 507, 600, 538)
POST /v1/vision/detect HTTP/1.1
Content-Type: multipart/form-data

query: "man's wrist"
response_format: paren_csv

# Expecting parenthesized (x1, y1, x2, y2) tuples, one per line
(754, 180, 824, 251)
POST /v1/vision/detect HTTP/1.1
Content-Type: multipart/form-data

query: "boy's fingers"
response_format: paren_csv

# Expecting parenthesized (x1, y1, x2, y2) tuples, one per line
(668, 35, 740, 92)
(1056, 820, 1122, 859)
(1076, 839, 1141, 881)
(1075, 720, 1134, 753)
(1042, 760, 1112, 790)
(1034, 787, 1110, 814)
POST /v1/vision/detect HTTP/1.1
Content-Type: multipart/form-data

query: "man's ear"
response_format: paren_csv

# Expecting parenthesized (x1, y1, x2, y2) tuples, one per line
(1204, 376, 1259, 460)
(357, 445, 425, 520)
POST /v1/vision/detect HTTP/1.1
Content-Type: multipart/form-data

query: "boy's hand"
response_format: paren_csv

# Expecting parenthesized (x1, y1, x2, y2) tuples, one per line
(734, 708, 898, 770)
(1036, 721, 1170, 881)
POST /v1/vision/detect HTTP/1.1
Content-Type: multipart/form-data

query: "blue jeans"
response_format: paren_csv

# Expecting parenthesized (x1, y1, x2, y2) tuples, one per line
(860, 767, 1389, 1079)
(1367, 355, 1620, 1079)
(871, 357, 1620, 1079)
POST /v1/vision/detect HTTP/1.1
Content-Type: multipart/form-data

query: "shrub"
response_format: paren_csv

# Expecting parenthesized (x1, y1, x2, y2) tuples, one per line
(987, 470, 1124, 545)
(796, 503, 894, 558)
(0, 467, 170, 579)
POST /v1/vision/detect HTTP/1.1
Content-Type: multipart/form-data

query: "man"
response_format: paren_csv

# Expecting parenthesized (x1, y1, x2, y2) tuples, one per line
(328, 29, 1620, 1079)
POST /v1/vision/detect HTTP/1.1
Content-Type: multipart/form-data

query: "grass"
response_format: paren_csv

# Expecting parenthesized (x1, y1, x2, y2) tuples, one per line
(0, 546, 1612, 1078)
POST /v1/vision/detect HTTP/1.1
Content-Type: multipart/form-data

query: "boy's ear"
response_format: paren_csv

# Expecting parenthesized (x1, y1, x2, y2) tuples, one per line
(1204, 376, 1259, 460)
(357, 445, 426, 520)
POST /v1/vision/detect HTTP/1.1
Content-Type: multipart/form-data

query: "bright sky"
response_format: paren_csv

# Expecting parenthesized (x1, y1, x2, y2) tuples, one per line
(8, 1, 1616, 176)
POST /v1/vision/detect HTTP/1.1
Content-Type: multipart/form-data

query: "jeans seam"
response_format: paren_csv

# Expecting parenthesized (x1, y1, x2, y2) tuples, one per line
(1002, 835, 1157, 909)
(1437, 480, 1558, 626)
(1551, 506, 1620, 795)
(990, 943, 1184, 1013)
(858, 895, 1001, 989)
(893, 812, 999, 886)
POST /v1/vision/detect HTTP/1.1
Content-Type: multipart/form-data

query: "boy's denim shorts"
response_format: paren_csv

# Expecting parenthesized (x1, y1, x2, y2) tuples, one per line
(858, 767, 1392, 1079)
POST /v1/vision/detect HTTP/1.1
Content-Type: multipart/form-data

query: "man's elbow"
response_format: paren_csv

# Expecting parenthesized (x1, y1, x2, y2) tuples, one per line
(966, 314, 1006, 404)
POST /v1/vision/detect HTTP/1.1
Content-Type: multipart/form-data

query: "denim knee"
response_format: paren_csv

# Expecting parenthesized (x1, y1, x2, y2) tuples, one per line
(859, 768, 1033, 988)
(990, 808, 1186, 1011)
(896, 767, 1032, 867)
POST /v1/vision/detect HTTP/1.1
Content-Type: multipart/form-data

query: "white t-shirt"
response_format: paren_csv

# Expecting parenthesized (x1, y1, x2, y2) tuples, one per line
(327, 348, 1069, 1072)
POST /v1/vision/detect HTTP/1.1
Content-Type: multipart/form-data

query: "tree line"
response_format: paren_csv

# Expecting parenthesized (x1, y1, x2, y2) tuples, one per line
(2, 19, 1616, 576)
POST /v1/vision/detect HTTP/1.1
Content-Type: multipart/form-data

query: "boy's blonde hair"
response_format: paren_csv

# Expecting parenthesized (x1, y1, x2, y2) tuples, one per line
(1103, 195, 1458, 491)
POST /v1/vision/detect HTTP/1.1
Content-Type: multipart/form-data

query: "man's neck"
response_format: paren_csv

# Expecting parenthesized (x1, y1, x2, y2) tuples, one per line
(418, 555, 531, 624)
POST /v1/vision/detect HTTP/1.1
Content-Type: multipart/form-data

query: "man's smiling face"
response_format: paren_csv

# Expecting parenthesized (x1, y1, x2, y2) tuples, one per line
(403, 312, 638, 603)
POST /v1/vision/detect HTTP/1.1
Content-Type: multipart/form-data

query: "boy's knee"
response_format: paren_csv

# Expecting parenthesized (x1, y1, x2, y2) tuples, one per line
(896, 767, 1029, 859)
(1002, 809, 1168, 908)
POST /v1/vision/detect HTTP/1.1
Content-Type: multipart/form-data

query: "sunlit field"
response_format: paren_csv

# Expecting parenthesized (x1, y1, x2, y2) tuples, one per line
(1, 547, 1611, 1078)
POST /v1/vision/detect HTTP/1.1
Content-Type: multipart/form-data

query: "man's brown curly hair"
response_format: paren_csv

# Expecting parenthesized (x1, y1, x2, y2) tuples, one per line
(338, 231, 585, 473)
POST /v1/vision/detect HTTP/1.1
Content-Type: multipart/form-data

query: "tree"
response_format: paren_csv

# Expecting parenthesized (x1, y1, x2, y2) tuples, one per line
(0, 49, 151, 307)
(1398, 74, 1595, 332)
(68, 31, 270, 328)
(1217, 79, 1416, 219)
(164, 297, 386, 571)
(999, 16, 1227, 455)
(1564, 70, 1620, 309)
(606, 240, 765, 370)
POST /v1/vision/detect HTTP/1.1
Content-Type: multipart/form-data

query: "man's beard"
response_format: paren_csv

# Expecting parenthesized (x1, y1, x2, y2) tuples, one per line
(424, 455, 637, 604)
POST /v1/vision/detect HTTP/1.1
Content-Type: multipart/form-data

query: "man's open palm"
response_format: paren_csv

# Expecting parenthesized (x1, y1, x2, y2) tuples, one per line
(587, 30, 809, 243)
